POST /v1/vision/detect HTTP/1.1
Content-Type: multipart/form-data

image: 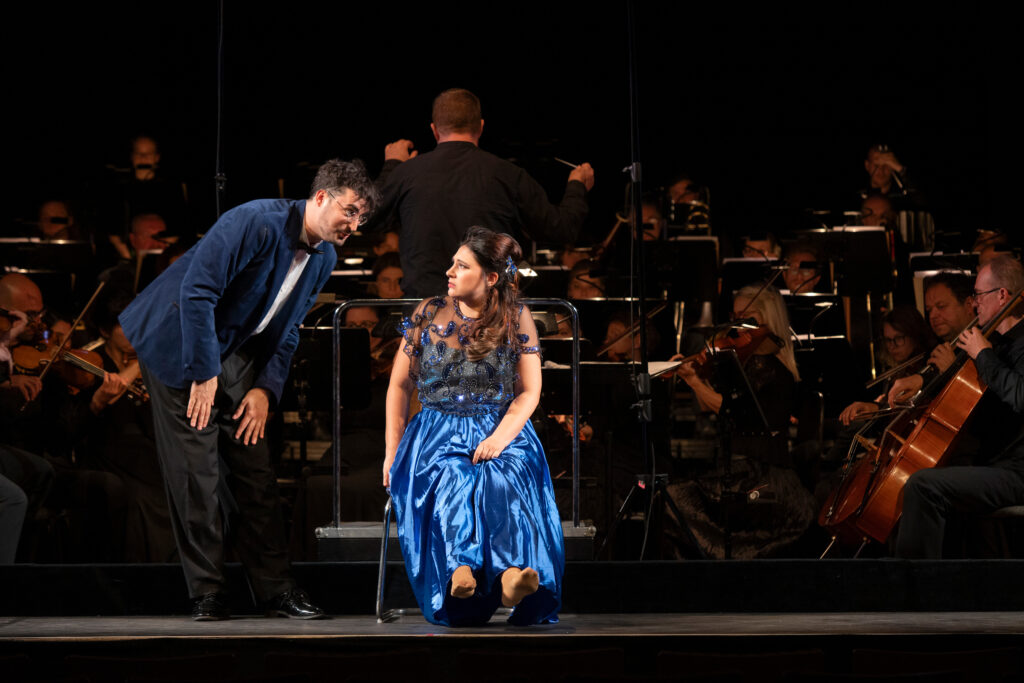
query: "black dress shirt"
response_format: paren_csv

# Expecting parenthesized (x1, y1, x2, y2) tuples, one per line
(374, 141, 588, 297)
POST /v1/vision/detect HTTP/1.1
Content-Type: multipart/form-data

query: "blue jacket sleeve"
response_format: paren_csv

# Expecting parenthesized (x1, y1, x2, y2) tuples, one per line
(179, 208, 270, 382)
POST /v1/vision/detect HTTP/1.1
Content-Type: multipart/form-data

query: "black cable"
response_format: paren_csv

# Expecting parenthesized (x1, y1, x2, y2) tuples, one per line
(213, 0, 227, 218)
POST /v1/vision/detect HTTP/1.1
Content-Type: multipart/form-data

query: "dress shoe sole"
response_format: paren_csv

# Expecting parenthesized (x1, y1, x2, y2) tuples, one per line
(266, 609, 327, 620)
(192, 612, 230, 621)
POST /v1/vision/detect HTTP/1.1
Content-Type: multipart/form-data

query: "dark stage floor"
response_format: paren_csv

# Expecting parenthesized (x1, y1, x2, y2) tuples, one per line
(3, 561, 1024, 681)
(3, 612, 1024, 640)
(3, 613, 1023, 682)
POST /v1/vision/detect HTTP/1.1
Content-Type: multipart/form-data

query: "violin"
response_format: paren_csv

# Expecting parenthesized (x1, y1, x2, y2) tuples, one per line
(369, 336, 402, 380)
(676, 324, 783, 380)
(11, 340, 148, 402)
(9, 281, 148, 406)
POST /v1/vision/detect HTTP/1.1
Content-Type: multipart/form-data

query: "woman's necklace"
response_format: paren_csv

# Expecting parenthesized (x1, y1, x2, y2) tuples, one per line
(453, 297, 480, 322)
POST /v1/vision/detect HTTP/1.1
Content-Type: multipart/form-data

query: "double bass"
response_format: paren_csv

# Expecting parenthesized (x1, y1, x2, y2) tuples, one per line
(819, 286, 1024, 555)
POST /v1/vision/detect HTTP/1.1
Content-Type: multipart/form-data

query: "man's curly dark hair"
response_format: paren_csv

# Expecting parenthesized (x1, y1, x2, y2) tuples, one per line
(310, 158, 380, 215)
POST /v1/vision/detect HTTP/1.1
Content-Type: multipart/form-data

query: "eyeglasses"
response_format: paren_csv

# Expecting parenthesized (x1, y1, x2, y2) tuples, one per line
(23, 308, 46, 323)
(883, 334, 908, 347)
(327, 190, 369, 226)
(973, 287, 1002, 299)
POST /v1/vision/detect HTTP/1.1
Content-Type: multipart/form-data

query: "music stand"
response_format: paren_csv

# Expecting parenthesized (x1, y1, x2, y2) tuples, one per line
(783, 293, 845, 338)
(323, 268, 373, 298)
(519, 265, 569, 298)
(907, 251, 979, 274)
(279, 325, 372, 465)
(721, 257, 780, 296)
(795, 226, 893, 296)
(560, 360, 702, 560)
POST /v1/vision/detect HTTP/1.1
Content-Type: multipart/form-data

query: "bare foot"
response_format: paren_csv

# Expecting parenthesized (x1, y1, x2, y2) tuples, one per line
(501, 567, 539, 607)
(450, 565, 476, 598)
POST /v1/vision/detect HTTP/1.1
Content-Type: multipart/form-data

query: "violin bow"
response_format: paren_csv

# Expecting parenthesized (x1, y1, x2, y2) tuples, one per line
(595, 302, 668, 357)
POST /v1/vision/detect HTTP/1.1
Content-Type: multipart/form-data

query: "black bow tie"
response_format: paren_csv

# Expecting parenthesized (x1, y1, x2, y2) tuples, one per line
(294, 240, 323, 255)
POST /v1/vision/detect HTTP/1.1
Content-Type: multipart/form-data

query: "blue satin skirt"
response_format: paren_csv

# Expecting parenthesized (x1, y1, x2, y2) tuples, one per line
(389, 406, 565, 626)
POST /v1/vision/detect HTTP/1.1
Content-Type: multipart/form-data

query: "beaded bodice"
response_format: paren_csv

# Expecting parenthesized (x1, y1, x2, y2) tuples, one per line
(400, 296, 540, 415)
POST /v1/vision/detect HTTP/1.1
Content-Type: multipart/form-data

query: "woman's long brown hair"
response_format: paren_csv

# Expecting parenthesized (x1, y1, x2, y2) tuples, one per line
(459, 226, 524, 361)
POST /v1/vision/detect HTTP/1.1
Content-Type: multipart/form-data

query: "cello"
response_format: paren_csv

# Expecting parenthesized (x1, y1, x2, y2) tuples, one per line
(819, 286, 1024, 555)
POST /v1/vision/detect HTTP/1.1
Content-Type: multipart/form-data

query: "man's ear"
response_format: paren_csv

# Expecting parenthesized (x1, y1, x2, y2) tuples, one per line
(430, 123, 440, 141)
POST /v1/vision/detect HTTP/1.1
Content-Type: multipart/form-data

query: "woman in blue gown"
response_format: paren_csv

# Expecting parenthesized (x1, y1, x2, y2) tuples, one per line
(383, 227, 564, 626)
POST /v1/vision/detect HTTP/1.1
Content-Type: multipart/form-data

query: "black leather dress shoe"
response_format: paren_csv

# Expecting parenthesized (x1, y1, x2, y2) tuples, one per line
(191, 592, 230, 621)
(266, 588, 327, 619)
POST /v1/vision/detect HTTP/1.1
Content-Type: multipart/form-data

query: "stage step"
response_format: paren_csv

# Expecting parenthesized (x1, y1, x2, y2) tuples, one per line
(316, 521, 596, 561)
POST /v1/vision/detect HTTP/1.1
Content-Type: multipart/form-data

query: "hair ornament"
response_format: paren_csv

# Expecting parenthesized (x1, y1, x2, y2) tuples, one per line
(505, 256, 517, 280)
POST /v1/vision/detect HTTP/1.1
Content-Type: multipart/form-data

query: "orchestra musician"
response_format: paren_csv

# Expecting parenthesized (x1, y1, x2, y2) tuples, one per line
(0, 274, 73, 445)
(670, 284, 816, 558)
(922, 272, 977, 373)
(75, 287, 176, 563)
(887, 255, 1024, 558)
(1, 273, 130, 561)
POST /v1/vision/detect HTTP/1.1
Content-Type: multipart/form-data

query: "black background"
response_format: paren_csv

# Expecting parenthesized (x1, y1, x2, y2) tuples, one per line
(7, 3, 1014, 248)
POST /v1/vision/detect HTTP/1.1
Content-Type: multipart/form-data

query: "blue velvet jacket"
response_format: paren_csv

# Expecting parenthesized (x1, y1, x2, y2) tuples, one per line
(119, 199, 336, 404)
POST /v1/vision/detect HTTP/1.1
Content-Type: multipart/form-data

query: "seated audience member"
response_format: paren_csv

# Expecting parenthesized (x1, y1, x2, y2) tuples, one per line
(371, 252, 404, 299)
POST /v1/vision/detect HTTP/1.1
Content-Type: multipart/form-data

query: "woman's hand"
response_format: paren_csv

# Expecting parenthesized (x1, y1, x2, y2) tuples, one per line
(473, 435, 508, 464)
(674, 357, 700, 384)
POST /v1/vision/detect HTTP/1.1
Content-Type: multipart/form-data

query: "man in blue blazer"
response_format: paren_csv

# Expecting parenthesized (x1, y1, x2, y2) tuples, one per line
(120, 159, 378, 620)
